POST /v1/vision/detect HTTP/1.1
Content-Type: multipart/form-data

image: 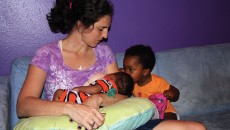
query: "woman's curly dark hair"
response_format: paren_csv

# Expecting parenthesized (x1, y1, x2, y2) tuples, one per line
(46, 0, 114, 34)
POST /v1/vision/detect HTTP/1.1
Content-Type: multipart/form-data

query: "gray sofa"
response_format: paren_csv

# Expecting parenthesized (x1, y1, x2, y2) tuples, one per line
(0, 76, 9, 130)
(1, 43, 229, 130)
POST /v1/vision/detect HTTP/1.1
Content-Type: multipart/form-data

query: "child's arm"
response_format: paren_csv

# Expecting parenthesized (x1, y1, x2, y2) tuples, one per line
(72, 84, 102, 94)
(163, 85, 180, 102)
(53, 89, 65, 101)
(84, 93, 128, 108)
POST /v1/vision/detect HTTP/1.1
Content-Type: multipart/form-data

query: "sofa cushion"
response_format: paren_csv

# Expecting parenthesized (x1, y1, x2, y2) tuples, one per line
(9, 56, 32, 129)
(14, 97, 155, 130)
(0, 76, 9, 130)
(181, 110, 230, 130)
(115, 43, 230, 116)
(155, 43, 230, 116)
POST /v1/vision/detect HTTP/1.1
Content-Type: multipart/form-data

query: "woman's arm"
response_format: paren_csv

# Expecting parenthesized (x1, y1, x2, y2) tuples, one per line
(17, 64, 49, 117)
(17, 65, 104, 129)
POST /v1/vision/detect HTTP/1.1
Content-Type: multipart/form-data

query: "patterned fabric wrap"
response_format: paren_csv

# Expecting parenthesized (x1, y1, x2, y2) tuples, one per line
(59, 90, 90, 104)
(93, 76, 118, 97)
(149, 93, 167, 119)
(59, 77, 118, 103)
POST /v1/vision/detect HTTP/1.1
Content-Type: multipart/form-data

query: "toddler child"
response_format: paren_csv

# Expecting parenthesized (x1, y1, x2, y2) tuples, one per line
(122, 44, 180, 120)
(53, 72, 134, 104)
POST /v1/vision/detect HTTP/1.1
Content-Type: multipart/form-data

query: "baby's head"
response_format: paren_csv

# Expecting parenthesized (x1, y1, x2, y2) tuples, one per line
(123, 44, 156, 83)
(106, 72, 134, 97)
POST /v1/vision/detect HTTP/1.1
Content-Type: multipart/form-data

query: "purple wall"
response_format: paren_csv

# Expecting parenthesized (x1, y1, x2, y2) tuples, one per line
(1, 0, 230, 76)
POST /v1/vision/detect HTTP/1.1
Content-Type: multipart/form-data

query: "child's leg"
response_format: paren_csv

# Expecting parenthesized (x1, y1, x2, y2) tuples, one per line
(136, 119, 163, 130)
(164, 112, 177, 120)
(154, 120, 206, 130)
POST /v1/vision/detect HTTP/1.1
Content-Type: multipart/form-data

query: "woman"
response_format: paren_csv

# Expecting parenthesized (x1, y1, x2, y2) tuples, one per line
(17, 0, 126, 130)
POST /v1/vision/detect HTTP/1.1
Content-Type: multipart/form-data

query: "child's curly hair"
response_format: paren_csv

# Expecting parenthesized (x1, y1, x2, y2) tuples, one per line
(125, 44, 156, 72)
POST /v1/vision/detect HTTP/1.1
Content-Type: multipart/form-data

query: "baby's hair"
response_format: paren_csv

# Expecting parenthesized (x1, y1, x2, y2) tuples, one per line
(113, 72, 134, 97)
(125, 44, 156, 72)
(46, 0, 114, 34)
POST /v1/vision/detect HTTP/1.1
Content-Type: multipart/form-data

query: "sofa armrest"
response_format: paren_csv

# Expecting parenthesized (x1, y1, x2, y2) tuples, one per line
(9, 56, 32, 130)
(0, 76, 9, 130)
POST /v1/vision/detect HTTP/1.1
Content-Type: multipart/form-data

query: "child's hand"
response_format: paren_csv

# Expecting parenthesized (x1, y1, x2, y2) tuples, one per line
(163, 90, 174, 100)
(72, 87, 80, 92)
(53, 89, 65, 101)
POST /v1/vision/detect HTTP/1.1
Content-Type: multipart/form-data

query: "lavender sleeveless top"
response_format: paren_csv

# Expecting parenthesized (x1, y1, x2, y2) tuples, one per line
(31, 41, 116, 100)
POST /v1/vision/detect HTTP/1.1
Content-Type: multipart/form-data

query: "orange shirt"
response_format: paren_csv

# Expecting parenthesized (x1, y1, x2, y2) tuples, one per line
(133, 74, 176, 113)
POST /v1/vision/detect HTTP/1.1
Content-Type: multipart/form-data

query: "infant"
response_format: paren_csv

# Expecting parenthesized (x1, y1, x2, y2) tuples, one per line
(53, 72, 134, 104)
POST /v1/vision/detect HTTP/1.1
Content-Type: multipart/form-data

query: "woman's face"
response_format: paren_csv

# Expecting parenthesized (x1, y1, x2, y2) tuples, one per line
(81, 15, 111, 47)
(123, 56, 145, 83)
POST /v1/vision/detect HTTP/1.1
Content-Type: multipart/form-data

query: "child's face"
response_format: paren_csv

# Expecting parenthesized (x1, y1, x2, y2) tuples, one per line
(123, 56, 145, 83)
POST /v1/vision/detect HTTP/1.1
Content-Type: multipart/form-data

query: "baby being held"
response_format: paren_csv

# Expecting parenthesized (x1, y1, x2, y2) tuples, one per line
(53, 72, 134, 104)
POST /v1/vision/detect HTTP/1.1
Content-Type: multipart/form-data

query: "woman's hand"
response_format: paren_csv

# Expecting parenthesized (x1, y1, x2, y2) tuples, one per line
(73, 93, 127, 129)
(65, 103, 104, 130)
